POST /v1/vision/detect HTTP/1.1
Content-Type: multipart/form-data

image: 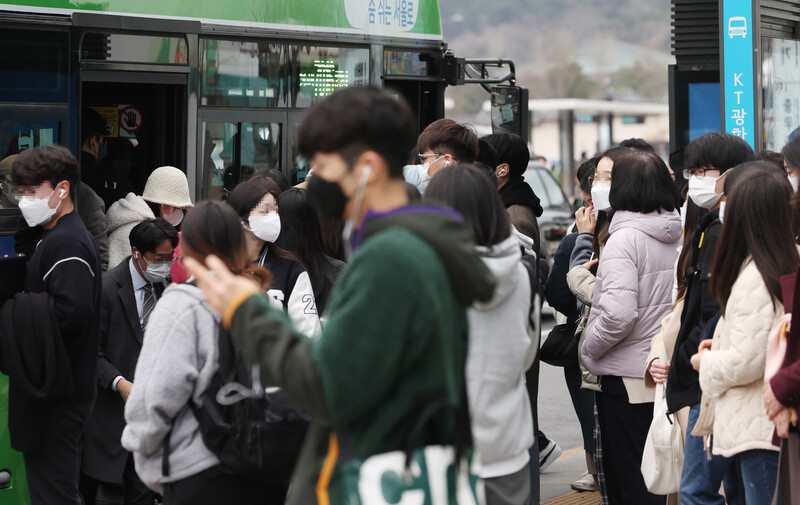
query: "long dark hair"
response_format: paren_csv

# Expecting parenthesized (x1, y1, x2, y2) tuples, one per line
(592, 146, 631, 255)
(227, 175, 292, 260)
(424, 163, 511, 247)
(276, 188, 327, 275)
(710, 168, 799, 312)
(181, 201, 271, 288)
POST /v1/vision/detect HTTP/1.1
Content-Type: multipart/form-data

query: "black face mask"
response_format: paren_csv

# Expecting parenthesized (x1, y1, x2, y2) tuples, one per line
(307, 175, 348, 220)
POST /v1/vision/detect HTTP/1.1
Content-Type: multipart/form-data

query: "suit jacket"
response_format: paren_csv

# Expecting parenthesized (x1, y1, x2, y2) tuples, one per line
(81, 258, 145, 484)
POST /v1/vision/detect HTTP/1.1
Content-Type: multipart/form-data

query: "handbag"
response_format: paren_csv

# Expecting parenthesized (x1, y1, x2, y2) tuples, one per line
(316, 400, 485, 505)
(641, 347, 684, 495)
(540, 321, 579, 367)
(765, 314, 791, 383)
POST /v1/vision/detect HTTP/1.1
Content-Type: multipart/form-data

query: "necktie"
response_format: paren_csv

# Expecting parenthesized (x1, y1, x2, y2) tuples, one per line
(142, 283, 155, 329)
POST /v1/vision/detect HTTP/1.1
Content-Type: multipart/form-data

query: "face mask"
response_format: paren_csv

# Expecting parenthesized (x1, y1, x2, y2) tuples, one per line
(417, 163, 431, 184)
(97, 141, 108, 163)
(680, 202, 687, 231)
(688, 175, 723, 209)
(18, 188, 63, 227)
(719, 201, 726, 224)
(790, 176, 799, 192)
(137, 253, 171, 283)
(419, 155, 445, 183)
(308, 176, 349, 220)
(161, 205, 184, 226)
(590, 183, 611, 212)
(247, 212, 281, 243)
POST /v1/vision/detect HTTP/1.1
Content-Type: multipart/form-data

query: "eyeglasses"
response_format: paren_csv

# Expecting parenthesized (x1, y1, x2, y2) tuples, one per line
(417, 153, 445, 164)
(683, 167, 720, 179)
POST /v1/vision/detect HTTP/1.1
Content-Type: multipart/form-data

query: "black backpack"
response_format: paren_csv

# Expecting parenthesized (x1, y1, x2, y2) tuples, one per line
(162, 321, 309, 484)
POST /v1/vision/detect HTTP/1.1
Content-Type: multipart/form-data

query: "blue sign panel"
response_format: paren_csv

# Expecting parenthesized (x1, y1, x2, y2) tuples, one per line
(722, 0, 756, 149)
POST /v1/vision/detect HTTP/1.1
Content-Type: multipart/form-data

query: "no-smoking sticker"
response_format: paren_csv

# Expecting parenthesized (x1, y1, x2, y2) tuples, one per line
(119, 106, 143, 134)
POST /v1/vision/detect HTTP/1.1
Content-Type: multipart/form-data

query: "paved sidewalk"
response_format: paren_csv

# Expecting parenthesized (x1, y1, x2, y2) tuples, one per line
(540, 446, 599, 505)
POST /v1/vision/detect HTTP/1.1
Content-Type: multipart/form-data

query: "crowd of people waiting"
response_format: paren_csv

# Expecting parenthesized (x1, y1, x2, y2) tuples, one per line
(1, 85, 800, 505)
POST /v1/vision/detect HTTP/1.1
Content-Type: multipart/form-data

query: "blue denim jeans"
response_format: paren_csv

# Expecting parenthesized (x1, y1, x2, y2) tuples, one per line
(679, 404, 740, 505)
(737, 449, 779, 505)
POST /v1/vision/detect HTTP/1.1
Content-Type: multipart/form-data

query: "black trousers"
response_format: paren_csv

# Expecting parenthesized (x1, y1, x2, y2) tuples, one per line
(80, 454, 158, 505)
(163, 466, 288, 505)
(24, 401, 93, 505)
(597, 376, 665, 505)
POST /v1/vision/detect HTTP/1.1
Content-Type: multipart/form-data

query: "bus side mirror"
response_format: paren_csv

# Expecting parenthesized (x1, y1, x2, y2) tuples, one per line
(491, 86, 530, 141)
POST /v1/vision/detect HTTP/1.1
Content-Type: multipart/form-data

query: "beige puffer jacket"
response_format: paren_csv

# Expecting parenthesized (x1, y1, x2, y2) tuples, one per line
(693, 259, 781, 457)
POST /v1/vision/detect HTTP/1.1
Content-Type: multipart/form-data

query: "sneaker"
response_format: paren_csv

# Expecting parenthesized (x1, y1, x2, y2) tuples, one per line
(570, 471, 599, 492)
(538, 440, 563, 472)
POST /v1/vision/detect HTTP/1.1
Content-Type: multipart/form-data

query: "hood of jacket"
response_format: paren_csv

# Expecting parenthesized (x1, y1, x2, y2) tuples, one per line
(106, 193, 155, 235)
(474, 234, 524, 311)
(609, 209, 682, 244)
(356, 203, 497, 306)
(499, 178, 544, 217)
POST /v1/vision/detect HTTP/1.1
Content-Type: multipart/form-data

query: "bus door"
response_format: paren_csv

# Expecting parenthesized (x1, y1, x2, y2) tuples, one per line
(198, 110, 287, 201)
(382, 48, 445, 135)
(75, 16, 196, 207)
(80, 75, 188, 202)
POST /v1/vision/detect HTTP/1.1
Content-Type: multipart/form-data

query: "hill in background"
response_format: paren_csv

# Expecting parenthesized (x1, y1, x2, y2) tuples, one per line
(440, 0, 674, 113)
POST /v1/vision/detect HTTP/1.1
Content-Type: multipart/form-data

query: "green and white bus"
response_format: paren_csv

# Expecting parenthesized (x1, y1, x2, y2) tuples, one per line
(0, 2, 451, 502)
(0, 0, 449, 201)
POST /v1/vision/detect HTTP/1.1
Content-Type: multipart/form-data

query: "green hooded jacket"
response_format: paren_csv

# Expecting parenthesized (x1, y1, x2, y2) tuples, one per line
(227, 203, 496, 505)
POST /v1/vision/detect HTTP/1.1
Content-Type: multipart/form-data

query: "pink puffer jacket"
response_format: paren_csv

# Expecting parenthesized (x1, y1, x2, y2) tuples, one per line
(582, 210, 682, 378)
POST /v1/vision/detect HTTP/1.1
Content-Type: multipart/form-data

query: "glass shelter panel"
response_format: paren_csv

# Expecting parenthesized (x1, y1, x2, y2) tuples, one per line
(763, 37, 800, 151)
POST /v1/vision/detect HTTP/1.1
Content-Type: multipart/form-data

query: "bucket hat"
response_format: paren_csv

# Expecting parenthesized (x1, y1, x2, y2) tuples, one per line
(141, 166, 193, 208)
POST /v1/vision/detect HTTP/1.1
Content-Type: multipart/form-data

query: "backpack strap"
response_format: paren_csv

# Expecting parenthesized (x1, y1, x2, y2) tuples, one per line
(162, 304, 231, 478)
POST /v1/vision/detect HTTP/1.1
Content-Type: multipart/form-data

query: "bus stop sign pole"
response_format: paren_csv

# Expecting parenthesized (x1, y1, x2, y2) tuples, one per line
(721, 0, 757, 151)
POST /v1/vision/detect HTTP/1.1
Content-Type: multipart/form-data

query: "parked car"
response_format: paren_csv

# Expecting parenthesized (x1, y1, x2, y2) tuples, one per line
(523, 163, 574, 265)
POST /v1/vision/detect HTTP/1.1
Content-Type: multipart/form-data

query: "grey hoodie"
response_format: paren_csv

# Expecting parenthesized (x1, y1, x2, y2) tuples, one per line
(582, 210, 682, 378)
(466, 234, 537, 477)
(121, 283, 220, 493)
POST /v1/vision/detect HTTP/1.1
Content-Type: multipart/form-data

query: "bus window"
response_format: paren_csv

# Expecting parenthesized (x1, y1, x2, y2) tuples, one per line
(82, 33, 188, 64)
(201, 121, 282, 200)
(0, 29, 68, 104)
(240, 123, 281, 175)
(292, 46, 370, 107)
(201, 40, 288, 108)
(0, 119, 61, 160)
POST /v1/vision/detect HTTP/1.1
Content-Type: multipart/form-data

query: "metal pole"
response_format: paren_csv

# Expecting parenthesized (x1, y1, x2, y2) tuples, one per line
(559, 109, 576, 198)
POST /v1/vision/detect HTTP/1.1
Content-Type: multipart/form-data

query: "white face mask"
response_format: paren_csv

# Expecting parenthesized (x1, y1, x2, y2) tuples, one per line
(590, 183, 611, 212)
(420, 155, 447, 183)
(790, 176, 799, 193)
(247, 212, 281, 243)
(161, 205, 184, 226)
(18, 188, 64, 227)
(718, 201, 726, 224)
(680, 202, 687, 230)
(136, 253, 171, 283)
(688, 175, 723, 209)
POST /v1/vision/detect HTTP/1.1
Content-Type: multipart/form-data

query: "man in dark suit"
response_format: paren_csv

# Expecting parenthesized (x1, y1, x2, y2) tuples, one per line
(80, 218, 178, 505)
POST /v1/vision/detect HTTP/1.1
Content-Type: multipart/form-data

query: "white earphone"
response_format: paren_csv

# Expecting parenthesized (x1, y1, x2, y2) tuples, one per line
(59, 189, 66, 198)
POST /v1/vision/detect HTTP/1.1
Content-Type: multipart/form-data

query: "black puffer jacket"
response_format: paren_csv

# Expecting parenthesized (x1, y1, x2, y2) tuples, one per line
(667, 209, 722, 413)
